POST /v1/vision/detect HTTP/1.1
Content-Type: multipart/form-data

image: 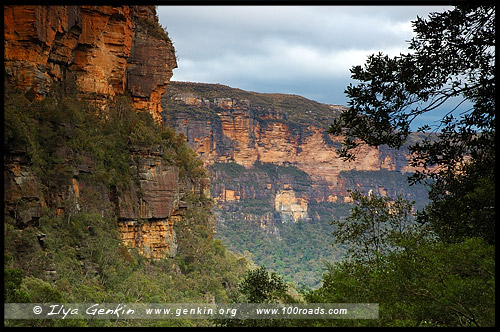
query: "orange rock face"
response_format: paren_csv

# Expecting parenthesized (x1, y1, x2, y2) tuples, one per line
(168, 104, 422, 205)
(163, 82, 432, 229)
(3, 5, 177, 122)
(113, 154, 196, 259)
(4, 5, 182, 259)
(118, 217, 179, 259)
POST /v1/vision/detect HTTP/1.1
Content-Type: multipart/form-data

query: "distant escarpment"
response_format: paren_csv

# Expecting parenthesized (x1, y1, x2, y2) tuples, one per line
(4, 5, 177, 123)
(161, 82, 430, 287)
(162, 81, 429, 230)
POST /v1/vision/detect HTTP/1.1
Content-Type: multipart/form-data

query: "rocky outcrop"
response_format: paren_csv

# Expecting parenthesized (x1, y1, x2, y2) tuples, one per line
(274, 189, 308, 223)
(3, 143, 208, 259)
(113, 151, 209, 258)
(3, 5, 177, 122)
(118, 218, 179, 259)
(115, 154, 185, 259)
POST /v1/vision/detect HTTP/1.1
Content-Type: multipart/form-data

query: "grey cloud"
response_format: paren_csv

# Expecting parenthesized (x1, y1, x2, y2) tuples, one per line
(158, 5, 452, 109)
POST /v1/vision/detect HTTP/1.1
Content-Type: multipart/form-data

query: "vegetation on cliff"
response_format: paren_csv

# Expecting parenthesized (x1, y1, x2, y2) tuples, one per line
(4, 83, 249, 327)
(4, 82, 205, 189)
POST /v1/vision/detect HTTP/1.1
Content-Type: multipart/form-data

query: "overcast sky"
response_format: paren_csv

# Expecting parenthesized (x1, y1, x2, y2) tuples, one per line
(158, 5, 453, 128)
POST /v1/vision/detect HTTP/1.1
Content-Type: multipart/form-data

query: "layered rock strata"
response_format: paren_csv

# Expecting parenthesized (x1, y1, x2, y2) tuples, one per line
(162, 82, 430, 229)
(4, 5, 177, 122)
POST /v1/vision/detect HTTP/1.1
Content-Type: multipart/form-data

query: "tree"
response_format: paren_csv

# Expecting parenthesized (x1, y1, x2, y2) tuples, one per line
(331, 190, 417, 265)
(238, 265, 288, 304)
(213, 266, 290, 328)
(328, 5, 495, 244)
(4, 265, 31, 303)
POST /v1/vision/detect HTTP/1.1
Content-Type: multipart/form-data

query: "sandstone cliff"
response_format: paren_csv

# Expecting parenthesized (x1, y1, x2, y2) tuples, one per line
(3, 5, 200, 260)
(162, 81, 430, 231)
(4, 5, 177, 123)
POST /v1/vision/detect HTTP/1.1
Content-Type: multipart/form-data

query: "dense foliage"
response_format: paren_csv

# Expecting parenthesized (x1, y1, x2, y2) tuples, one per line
(328, 5, 495, 245)
(306, 191, 495, 327)
(216, 215, 346, 289)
